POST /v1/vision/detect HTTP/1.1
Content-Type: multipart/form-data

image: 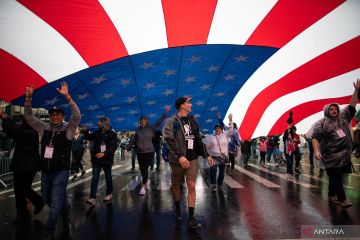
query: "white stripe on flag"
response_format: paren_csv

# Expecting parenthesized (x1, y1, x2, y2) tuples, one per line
(0, 0, 88, 82)
(207, 0, 277, 45)
(100, 0, 168, 55)
(227, 0, 360, 133)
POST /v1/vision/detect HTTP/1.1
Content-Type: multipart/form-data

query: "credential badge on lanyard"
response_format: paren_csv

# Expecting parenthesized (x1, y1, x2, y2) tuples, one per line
(100, 142, 106, 152)
(44, 130, 56, 159)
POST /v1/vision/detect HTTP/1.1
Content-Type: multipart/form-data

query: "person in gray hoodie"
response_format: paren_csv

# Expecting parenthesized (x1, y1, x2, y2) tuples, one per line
(312, 79, 359, 209)
(127, 106, 170, 195)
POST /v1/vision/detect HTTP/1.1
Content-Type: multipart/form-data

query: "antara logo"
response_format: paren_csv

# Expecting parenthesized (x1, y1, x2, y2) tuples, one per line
(314, 228, 345, 235)
(302, 227, 313, 237)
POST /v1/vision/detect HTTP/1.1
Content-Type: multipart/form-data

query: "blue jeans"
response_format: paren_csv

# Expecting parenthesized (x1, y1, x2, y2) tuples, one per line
(41, 170, 69, 233)
(90, 163, 113, 198)
(210, 164, 226, 186)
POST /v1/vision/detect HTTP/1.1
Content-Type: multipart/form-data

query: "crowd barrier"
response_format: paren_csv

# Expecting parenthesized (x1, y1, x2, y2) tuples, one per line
(0, 151, 11, 188)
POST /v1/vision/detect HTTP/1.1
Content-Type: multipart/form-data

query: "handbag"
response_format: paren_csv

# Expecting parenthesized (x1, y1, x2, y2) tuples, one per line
(215, 135, 229, 164)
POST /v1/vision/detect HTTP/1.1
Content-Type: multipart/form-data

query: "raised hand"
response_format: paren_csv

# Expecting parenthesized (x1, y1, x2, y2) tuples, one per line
(26, 85, 34, 98)
(56, 82, 69, 96)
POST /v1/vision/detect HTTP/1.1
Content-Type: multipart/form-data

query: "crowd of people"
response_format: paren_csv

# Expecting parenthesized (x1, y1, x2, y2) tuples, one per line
(0, 79, 359, 239)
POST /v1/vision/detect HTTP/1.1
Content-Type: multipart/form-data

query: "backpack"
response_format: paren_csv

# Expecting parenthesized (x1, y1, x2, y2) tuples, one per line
(162, 117, 180, 162)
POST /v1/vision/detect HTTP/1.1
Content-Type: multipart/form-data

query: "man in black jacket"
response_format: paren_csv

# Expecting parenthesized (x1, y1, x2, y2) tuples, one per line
(24, 82, 80, 240)
(0, 113, 44, 224)
(83, 117, 118, 205)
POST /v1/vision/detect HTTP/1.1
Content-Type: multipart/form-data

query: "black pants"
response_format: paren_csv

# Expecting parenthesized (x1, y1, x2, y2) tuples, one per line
(137, 152, 155, 184)
(72, 149, 84, 173)
(13, 171, 43, 217)
(326, 167, 346, 202)
(307, 140, 314, 166)
(229, 153, 236, 169)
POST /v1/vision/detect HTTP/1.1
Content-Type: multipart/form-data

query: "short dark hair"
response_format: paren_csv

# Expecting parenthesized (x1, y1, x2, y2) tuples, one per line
(175, 96, 192, 110)
(48, 107, 65, 116)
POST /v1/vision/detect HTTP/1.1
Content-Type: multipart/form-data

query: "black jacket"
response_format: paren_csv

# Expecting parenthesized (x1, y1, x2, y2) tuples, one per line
(1, 118, 40, 173)
(83, 128, 118, 165)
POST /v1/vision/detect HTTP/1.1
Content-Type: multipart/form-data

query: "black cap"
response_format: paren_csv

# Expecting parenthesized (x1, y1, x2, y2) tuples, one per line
(48, 107, 65, 116)
(139, 116, 148, 121)
(175, 96, 192, 110)
(214, 124, 223, 130)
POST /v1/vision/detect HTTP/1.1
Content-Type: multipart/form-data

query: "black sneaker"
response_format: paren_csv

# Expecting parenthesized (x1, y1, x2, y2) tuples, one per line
(175, 210, 182, 223)
(81, 170, 86, 177)
(187, 217, 202, 229)
(340, 200, 352, 209)
(328, 196, 340, 204)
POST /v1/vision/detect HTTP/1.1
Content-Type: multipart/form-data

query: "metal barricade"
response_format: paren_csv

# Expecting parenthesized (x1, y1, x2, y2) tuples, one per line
(0, 151, 11, 187)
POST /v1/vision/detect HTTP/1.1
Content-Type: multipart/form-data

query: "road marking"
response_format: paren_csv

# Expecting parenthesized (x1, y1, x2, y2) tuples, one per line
(249, 164, 318, 188)
(223, 175, 244, 188)
(301, 173, 353, 189)
(5, 165, 122, 197)
(234, 165, 280, 188)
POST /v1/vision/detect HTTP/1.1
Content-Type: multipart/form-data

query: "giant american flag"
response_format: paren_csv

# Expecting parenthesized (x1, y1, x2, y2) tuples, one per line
(0, 0, 359, 139)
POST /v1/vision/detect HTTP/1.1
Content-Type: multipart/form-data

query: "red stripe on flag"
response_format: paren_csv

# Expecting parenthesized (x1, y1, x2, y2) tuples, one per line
(162, 0, 217, 47)
(246, 0, 345, 48)
(19, 0, 128, 66)
(239, 36, 360, 140)
(0, 50, 47, 102)
(267, 96, 351, 136)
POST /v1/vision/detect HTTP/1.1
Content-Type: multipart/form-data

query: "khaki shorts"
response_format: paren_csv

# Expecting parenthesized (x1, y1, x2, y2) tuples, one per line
(170, 160, 199, 186)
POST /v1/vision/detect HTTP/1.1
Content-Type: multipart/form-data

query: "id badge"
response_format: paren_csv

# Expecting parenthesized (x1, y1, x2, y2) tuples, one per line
(187, 139, 194, 149)
(336, 129, 346, 138)
(100, 144, 106, 152)
(44, 145, 54, 159)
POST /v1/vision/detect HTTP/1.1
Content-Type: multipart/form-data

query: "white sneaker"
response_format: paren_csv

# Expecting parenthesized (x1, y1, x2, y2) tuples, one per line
(86, 198, 96, 206)
(140, 186, 146, 195)
(145, 180, 151, 190)
(103, 194, 112, 202)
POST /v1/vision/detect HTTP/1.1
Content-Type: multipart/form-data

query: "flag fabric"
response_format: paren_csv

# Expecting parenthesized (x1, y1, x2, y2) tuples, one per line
(0, 0, 359, 139)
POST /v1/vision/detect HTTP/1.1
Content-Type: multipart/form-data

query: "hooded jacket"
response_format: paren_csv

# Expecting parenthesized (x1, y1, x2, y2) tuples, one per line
(312, 103, 355, 168)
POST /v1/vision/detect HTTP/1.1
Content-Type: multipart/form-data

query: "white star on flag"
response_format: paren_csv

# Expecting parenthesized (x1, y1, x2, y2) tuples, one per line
(59, 103, 69, 108)
(207, 65, 219, 72)
(210, 106, 218, 112)
(223, 74, 236, 81)
(78, 92, 90, 100)
(120, 79, 131, 86)
(162, 89, 174, 96)
(102, 93, 114, 99)
(126, 97, 136, 104)
(129, 110, 138, 115)
(144, 82, 156, 90)
(163, 69, 176, 77)
(141, 62, 154, 70)
(184, 76, 196, 83)
(111, 106, 119, 111)
(96, 114, 105, 118)
(92, 75, 106, 84)
(45, 96, 60, 105)
(88, 105, 100, 111)
(206, 119, 213, 123)
(194, 114, 201, 118)
(195, 101, 205, 106)
(145, 100, 156, 106)
(216, 92, 225, 97)
(202, 129, 209, 132)
(200, 84, 211, 90)
(188, 55, 201, 63)
(162, 104, 171, 109)
(148, 113, 157, 118)
(116, 117, 124, 122)
(234, 55, 248, 62)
